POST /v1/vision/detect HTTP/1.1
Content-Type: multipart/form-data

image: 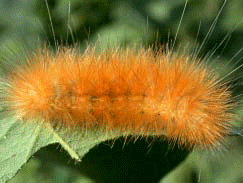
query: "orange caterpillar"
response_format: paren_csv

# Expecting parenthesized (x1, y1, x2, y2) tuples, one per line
(2, 47, 233, 149)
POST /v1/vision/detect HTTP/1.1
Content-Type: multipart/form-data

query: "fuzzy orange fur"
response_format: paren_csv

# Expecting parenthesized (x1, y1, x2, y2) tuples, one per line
(3, 47, 233, 148)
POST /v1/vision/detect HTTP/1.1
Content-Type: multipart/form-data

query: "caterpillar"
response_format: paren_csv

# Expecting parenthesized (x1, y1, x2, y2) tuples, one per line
(0, 44, 234, 150)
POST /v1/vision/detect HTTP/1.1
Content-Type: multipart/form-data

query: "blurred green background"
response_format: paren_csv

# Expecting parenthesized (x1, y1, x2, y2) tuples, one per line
(1, 0, 243, 182)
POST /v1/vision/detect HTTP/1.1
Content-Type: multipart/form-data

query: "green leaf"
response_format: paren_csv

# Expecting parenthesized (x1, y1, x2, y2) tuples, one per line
(0, 112, 122, 183)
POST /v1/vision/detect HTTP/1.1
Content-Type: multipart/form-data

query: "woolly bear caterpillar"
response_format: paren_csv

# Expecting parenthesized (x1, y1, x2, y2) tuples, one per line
(2, 45, 234, 149)
(0, 0, 241, 152)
